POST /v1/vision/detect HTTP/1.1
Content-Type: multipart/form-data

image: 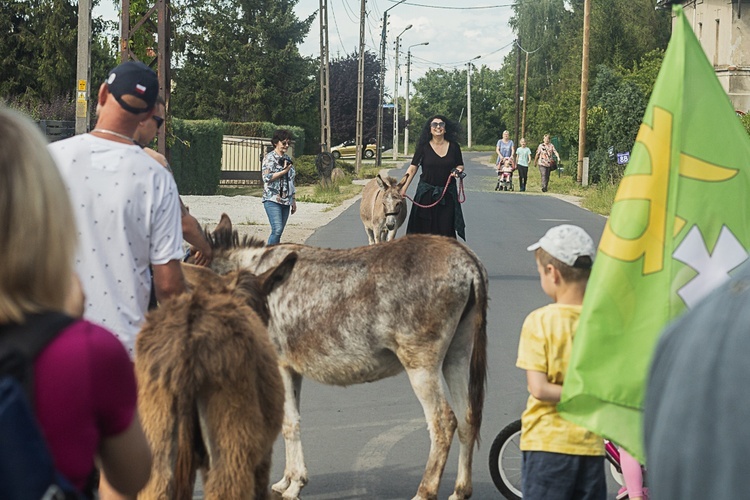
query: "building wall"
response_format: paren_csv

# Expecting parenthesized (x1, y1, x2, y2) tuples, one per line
(680, 0, 750, 111)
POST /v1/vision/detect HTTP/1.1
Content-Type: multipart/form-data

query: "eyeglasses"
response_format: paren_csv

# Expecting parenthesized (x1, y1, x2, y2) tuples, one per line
(430, 121, 446, 129)
(280, 140, 291, 146)
(152, 116, 164, 129)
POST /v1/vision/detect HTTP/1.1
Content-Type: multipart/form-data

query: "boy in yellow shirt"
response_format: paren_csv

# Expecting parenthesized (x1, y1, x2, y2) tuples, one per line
(517, 225, 605, 499)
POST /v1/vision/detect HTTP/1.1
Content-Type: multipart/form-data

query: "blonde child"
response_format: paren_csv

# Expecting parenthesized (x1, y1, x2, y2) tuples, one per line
(516, 225, 605, 499)
(515, 138, 532, 192)
(495, 156, 515, 191)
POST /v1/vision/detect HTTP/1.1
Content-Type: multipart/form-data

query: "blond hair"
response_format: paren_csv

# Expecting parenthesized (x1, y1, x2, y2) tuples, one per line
(535, 248, 591, 284)
(0, 107, 77, 323)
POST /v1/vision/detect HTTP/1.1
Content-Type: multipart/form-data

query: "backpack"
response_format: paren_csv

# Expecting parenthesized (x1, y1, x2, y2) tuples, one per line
(0, 312, 86, 500)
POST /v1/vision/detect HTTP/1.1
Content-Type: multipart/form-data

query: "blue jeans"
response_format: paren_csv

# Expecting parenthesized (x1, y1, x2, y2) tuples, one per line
(522, 451, 606, 500)
(264, 201, 290, 245)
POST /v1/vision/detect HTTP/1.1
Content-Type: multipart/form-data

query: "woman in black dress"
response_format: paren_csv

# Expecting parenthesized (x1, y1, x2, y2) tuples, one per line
(400, 115, 466, 240)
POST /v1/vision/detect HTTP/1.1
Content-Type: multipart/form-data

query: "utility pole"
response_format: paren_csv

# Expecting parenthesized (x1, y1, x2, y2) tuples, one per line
(319, 0, 331, 152)
(522, 51, 529, 139)
(514, 39, 521, 145)
(393, 25, 412, 161)
(121, 0, 171, 156)
(355, 0, 366, 173)
(577, 0, 591, 184)
(375, 0, 407, 166)
(75, 0, 92, 134)
(466, 56, 479, 149)
(404, 42, 428, 157)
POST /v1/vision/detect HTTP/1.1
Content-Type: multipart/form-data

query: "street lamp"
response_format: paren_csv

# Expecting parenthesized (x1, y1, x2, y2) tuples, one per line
(376, 0, 408, 166)
(404, 41, 428, 157)
(392, 24, 412, 161)
(466, 55, 481, 149)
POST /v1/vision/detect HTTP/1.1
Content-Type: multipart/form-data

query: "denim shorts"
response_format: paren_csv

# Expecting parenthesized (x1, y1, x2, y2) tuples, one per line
(522, 450, 606, 500)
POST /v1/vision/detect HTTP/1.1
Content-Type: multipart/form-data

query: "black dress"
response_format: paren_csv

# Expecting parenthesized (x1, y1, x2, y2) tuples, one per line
(406, 141, 465, 240)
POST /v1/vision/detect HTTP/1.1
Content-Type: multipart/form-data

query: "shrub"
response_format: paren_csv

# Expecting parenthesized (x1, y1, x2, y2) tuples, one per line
(2, 92, 75, 121)
(170, 119, 224, 194)
(292, 155, 319, 185)
(224, 121, 306, 156)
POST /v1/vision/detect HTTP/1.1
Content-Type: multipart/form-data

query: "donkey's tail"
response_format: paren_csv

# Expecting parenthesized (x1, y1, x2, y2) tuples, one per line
(467, 252, 489, 448)
(174, 389, 198, 500)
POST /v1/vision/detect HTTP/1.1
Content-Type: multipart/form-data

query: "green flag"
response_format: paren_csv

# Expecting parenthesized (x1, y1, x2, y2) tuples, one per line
(558, 4, 750, 462)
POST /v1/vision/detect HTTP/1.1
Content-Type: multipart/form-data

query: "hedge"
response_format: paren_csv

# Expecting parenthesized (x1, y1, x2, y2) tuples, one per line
(224, 121, 306, 156)
(170, 119, 224, 195)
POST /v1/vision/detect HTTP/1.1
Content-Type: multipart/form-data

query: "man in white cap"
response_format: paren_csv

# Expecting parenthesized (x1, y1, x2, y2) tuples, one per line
(515, 224, 606, 500)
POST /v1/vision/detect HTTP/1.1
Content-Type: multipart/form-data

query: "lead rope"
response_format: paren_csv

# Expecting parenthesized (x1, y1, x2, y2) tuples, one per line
(405, 175, 466, 209)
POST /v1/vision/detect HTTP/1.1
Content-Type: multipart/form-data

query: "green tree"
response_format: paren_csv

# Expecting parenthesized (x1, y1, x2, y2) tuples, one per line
(170, 0, 317, 127)
(410, 68, 467, 141)
(328, 50, 385, 146)
(504, 0, 670, 163)
(0, 0, 116, 110)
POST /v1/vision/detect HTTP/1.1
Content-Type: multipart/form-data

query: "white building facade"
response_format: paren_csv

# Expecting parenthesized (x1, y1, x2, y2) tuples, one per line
(679, 0, 750, 111)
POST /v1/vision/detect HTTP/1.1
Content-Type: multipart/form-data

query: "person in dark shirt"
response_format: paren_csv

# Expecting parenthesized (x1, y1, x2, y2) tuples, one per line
(400, 115, 466, 240)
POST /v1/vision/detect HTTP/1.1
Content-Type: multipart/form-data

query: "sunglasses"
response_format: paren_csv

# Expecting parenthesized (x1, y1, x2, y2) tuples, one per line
(430, 121, 446, 129)
(152, 116, 165, 129)
(280, 140, 291, 146)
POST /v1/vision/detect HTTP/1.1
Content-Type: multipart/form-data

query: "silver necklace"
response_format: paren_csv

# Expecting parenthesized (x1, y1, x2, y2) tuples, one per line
(92, 128, 135, 143)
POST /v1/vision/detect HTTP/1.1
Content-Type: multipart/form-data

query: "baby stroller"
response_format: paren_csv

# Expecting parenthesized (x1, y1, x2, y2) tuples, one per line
(495, 157, 515, 191)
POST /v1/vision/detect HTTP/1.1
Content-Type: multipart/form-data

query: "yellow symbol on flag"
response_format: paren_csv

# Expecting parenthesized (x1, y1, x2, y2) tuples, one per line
(599, 106, 739, 275)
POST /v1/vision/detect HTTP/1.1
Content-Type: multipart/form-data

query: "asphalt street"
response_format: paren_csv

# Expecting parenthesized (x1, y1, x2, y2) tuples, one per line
(252, 152, 612, 499)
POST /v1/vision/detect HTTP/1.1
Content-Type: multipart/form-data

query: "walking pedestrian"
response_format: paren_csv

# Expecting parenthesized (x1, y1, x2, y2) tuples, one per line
(399, 115, 466, 240)
(495, 129, 515, 167)
(533, 134, 561, 192)
(515, 138, 532, 192)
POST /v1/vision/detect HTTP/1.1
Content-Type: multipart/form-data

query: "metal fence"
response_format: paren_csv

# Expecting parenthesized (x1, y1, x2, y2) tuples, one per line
(38, 120, 75, 143)
(221, 136, 268, 185)
(221, 136, 296, 185)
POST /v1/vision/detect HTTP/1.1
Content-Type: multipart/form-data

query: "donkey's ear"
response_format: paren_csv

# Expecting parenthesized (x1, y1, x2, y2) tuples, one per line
(259, 252, 297, 295)
(376, 174, 386, 190)
(397, 174, 409, 190)
(215, 213, 232, 234)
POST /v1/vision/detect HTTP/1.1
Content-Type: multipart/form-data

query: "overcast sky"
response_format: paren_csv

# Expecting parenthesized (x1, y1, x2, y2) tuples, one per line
(295, 0, 516, 92)
(95, 0, 516, 98)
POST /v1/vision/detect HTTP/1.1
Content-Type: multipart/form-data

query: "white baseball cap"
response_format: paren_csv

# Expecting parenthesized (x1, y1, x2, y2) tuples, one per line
(527, 224, 596, 268)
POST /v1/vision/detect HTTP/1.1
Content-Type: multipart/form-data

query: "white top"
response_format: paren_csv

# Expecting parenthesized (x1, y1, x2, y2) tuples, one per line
(49, 134, 183, 355)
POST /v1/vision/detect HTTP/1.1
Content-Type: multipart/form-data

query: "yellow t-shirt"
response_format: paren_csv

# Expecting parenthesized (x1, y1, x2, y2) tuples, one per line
(516, 303, 604, 456)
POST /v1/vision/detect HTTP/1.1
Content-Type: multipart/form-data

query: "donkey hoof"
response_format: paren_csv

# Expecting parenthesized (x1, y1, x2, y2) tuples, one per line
(272, 477, 291, 494)
(281, 481, 304, 500)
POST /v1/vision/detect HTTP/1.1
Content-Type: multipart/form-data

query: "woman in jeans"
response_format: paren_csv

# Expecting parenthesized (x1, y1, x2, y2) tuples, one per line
(262, 129, 297, 245)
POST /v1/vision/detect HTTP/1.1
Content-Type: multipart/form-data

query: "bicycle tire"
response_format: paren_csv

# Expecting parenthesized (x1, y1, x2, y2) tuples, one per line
(489, 419, 523, 500)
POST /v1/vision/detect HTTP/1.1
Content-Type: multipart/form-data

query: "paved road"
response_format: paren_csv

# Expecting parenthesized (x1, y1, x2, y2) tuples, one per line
(247, 152, 610, 499)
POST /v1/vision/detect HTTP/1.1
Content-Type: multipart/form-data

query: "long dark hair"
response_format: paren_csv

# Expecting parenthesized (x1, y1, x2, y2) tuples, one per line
(415, 115, 459, 154)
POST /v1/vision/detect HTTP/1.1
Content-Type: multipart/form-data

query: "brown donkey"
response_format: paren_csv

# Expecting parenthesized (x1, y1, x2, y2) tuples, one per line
(135, 258, 296, 499)
(196, 214, 488, 500)
(360, 174, 408, 244)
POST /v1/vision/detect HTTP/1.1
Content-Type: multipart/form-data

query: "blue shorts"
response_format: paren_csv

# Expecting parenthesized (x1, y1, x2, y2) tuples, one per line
(522, 450, 606, 500)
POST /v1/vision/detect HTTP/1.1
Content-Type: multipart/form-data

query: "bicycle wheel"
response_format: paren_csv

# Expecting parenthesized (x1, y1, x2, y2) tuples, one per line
(489, 419, 523, 500)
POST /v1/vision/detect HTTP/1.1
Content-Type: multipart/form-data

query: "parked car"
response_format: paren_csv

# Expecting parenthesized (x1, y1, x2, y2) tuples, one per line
(331, 140, 378, 159)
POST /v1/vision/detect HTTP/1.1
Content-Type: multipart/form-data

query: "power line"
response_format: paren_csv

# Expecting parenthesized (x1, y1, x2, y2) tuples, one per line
(330, 0, 349, 54)
(516, 39, 543, 54)
(409, 39, 514, 69)
(341, 0, 359, 24)
(382, 0, 513, 9)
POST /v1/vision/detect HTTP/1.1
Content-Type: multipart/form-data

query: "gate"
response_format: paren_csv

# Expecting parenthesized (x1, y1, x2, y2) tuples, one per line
(221, 136, 270, 185)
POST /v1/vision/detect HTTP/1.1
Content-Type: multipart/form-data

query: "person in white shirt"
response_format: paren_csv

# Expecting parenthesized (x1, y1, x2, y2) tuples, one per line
(48, 61, 185, 357)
